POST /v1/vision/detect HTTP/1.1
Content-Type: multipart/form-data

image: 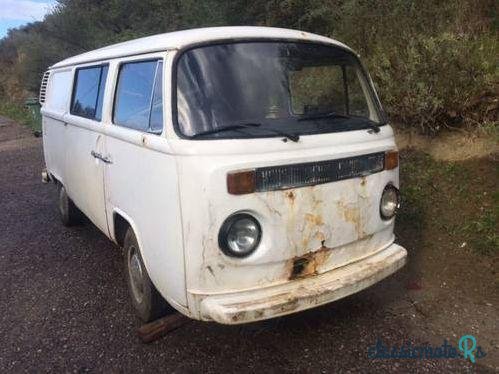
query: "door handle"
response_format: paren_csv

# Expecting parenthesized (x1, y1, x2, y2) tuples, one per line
(91, 150, 112, 164)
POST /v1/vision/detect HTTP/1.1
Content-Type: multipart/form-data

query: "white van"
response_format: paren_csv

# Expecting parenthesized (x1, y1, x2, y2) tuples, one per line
(40, 26, 407, 324)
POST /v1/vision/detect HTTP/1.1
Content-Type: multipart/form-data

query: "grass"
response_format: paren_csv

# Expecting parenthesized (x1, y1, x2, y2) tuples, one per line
(463, 192, 499, 255)
(398, 150, 498, 256)
(0, 100, 42, 133)
(477, 120, 499, 140)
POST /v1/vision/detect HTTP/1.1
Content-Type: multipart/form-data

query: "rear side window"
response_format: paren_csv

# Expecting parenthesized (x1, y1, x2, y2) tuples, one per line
(45, 70, 72, 113)
(113, 60, 163, 134)
(71, 65, 108, 120)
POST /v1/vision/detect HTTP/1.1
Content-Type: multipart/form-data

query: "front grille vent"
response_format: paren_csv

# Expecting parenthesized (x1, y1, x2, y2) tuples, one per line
(255, 152, 385, 192)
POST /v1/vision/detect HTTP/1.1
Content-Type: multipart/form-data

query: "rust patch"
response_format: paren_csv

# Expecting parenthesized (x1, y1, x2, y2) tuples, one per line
(274, 298, 300, 314)
(254, 310, 265, 319)
(314, 231, 326, 242)
(343, 207, 360, 225)
(285, 191, 296, 204)
(231, 311, 247, 322)
(310, 193, 323, 209)
(360, 177, 367, 187)
(304, 213, 324, 226)
(224, 291, 292, 309)
(288, 246, 332, 280)
(336, 200, 363, 238)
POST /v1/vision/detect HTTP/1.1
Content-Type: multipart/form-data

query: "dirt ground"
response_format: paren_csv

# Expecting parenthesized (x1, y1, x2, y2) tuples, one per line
(0, 116, 496, 373)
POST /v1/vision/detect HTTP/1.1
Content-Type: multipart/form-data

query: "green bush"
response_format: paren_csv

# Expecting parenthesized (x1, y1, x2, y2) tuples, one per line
(0, 0, 497, 134)
(0, 101, 41, 132)
(366, 33, 498, 133)
(333, 0, 498, 134)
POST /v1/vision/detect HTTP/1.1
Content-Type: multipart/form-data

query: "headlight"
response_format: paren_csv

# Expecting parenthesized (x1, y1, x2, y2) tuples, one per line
(380, 184, 400, 220)
(219, 213, 262, 257)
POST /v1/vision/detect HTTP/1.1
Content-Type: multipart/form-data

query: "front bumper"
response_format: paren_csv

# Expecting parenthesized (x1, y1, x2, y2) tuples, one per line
(200, 243, 407, 324)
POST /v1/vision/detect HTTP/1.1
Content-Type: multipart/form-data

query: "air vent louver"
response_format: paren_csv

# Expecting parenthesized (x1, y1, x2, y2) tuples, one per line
(39, 71, 50, 105)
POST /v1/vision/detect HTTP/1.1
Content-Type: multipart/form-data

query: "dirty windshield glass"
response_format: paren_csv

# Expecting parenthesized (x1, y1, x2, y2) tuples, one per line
(176, 42, 384, 139)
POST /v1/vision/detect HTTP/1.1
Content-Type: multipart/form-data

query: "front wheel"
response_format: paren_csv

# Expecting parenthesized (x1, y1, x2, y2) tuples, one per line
(124, 227, 171, 322)
(58, 184, 83, 226)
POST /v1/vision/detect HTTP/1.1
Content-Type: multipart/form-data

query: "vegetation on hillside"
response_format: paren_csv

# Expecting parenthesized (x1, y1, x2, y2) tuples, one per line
(0, 0, 497, 134)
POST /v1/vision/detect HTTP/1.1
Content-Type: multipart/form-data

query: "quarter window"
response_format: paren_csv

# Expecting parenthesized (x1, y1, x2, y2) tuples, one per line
(71, 65, 108, 120)
(113, 60, 163, 134)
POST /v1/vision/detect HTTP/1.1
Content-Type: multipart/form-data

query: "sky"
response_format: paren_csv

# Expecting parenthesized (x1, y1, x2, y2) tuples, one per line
(0, 0, 56, 39)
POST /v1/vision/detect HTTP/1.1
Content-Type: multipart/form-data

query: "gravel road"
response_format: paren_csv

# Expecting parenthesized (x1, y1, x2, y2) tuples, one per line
(0, 117, 480, 373)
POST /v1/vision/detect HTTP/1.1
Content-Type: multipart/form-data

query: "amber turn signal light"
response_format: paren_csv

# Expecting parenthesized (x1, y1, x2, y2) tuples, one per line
(227, 170, 256, 195)
(385, 150, 399, 170)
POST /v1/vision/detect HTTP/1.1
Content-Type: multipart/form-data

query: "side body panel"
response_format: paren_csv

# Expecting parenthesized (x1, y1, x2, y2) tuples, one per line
(42, 64, 109, 235)
(42, 53, 187, 309)
(63, 115, 109, 234)
(41, 68, 73, 183)
(103, 56, 187, 307)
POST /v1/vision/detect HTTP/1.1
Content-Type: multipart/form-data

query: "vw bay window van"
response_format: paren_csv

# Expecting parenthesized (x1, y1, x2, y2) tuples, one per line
(40, 26, 407, 324)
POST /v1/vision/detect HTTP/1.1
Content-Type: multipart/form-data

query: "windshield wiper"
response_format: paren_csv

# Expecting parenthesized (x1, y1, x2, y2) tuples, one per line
(297, 112, 350, 121)
(192, 122, 300, 142)
(191, 123, 261, 138)
(364, 120, 383, 134)
(298, 111, 383, 134)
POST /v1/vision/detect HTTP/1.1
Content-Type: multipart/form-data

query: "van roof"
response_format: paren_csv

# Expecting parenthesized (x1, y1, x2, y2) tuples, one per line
(50, 26, 353, 69)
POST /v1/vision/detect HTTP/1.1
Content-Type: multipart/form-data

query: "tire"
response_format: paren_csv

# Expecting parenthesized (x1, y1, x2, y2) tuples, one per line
(124, 227, 171, 322)
(58, 184, 83, 227)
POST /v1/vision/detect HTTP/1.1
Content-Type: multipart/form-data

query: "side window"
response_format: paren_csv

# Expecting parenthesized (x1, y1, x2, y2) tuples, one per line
(71, 65, 108, 120)
(149, 61, 163, 133)
(113, 60, 163, 134)
(46, 70, 72, 113)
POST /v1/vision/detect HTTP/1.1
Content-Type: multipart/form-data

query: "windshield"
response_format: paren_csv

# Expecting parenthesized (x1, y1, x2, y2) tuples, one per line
(176, 41, 385, 139)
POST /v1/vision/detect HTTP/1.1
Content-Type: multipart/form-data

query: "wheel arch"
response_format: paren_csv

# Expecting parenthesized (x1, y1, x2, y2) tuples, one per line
(113, 211, 130, 248)
(49, 171, 64, 187)
(112, 208, 140, 248)
(111, 208, 155, 283)
(111, 207, 188, 313)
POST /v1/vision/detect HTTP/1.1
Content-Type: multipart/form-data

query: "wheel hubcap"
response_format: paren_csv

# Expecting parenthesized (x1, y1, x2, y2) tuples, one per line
(128, 246, 145, 304)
